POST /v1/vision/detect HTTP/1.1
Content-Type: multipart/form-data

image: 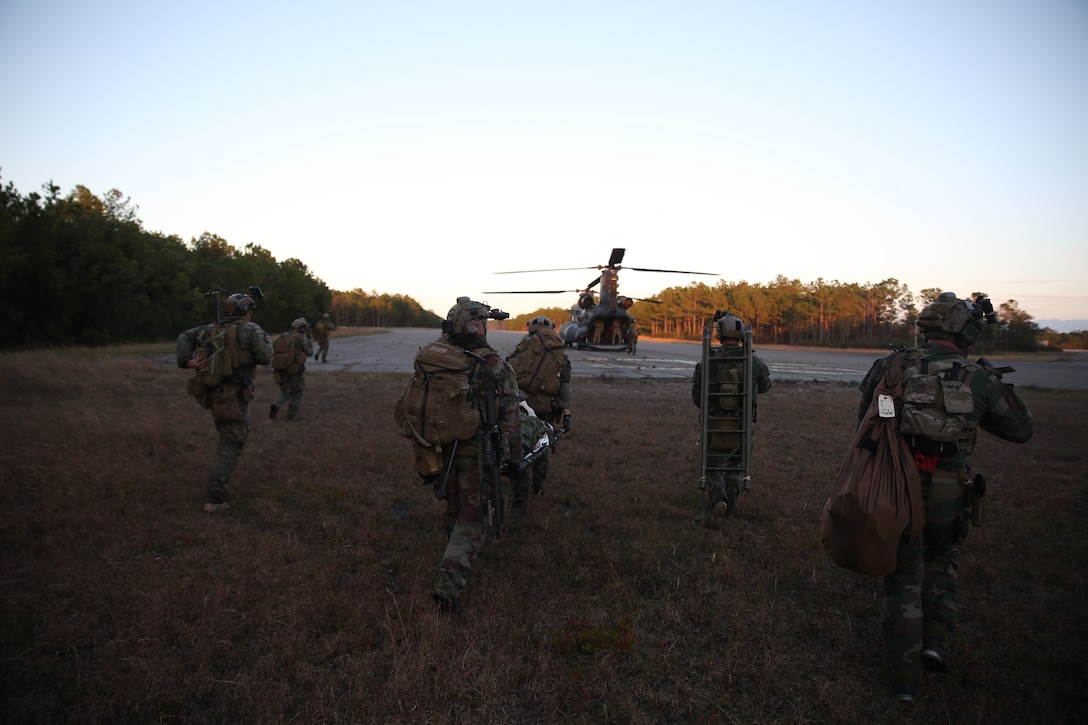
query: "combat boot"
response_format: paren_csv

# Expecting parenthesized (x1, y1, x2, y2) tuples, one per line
(432, 572, 462, 613)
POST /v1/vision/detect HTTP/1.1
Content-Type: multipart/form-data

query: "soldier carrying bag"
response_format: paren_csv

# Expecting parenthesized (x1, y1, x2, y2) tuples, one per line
(821, 353, 925, 576)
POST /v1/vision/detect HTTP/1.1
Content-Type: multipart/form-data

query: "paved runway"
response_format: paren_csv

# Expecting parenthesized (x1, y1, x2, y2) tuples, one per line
(310, 329, 1088, 389)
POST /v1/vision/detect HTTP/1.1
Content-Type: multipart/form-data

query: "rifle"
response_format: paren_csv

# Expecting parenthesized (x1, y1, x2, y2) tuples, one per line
(205, 289, 225, 326)
(975, 356, 1016, 379)
(436, 440, 458, 501)
(481, 387, 506, 539)
(461, 348, 507, 539)
(514, 422, 565, 476)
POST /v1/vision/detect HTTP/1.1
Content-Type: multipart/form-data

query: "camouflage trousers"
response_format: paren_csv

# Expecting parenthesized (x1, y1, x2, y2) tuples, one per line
(436, 454, 488, 595)
(883, 469, 969, 686)
(272, 374, 306, 421)
(207, 400, 250, 504)
(315, 338, 330, 362)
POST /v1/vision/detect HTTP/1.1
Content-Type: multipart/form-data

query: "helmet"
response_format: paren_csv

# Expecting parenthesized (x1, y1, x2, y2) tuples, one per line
(528, 315, 554, 331)
(223, 293, 255, 317)
(715, 313, 746, 341)
(291, 317, 308, 331)
(322, 313, 330, 319)
(916, 292, 987, 346)
(445, 296, 493, 335)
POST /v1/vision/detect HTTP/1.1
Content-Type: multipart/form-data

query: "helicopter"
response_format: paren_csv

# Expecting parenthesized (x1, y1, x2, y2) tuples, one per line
(484, 248, 718, 351)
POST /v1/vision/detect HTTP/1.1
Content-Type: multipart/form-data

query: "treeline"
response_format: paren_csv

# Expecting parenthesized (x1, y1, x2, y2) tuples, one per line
(330, 290, 443, 328)
(0, 178, 434, 349)
(618, 277, 1078, 352)
(3, 176, 1081, 351)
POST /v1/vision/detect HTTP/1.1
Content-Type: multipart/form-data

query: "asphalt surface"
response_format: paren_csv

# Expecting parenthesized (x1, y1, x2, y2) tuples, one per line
(309, 329, 1088, 389)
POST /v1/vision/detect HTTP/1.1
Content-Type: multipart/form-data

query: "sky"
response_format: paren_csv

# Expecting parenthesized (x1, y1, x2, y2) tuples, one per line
(2, 1, 1086, 329)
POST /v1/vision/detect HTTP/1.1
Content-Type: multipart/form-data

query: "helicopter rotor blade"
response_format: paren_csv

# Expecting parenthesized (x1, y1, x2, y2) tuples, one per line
(631, 297, 663, 304)
(608, 248, 625, 267)
(623, 266, 718, 276)
(587, 276, 601, 290)
(482, 289, 584, 295)
(493, 266, 598, 274)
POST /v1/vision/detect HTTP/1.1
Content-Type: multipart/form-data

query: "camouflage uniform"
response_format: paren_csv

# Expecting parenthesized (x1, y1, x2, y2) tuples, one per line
(690, 329, 771, 519)
(430, 299, 520, 612)
(506, 317, 572, 501)
(271, 320, 315, 422)
(511, 401, 555, 506)
(857, 293, 1033, 701)
(311, 314, 336, 362)
(177, 296, 272, 510)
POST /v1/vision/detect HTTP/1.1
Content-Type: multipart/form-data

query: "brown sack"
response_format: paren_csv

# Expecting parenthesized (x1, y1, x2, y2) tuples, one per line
(821, 355, 925, 576)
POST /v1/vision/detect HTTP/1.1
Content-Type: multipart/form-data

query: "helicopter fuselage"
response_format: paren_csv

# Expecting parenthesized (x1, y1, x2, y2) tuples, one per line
(560, 294, 638, 351)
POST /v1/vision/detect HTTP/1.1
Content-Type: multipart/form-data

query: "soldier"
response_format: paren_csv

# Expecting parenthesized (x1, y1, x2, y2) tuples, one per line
(506, 316, 572, 505)
(690, 312, 771, 525)
(624, 317, 639, 355)
(857, 292, 1033, 703)
(177, 291, 272, 513)
(270, 317, 315, 422)
(427, 298, 521, 612)
(311, 312, 336, 363)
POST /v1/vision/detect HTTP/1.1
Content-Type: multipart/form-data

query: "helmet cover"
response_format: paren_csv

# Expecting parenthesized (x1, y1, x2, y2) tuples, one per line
(223, 293, 255, 317)
(916, 292, 982, 335)
(446, 296, 493, 335)
(528, 315, 554, 331)
(715, 313, 746, 341)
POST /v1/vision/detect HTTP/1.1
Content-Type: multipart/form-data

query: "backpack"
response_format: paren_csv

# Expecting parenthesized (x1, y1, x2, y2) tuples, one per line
(898, 350, 977, 452)
(193, 324, 238, 390)
(821, 353, 925, 576)
(272, 333, 304, 374)
(394, 341, 482, 477)
(508, 329, 565, 396)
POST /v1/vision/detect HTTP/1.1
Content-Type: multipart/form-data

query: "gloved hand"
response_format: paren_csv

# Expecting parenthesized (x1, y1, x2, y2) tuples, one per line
(563, 414, 572, 433)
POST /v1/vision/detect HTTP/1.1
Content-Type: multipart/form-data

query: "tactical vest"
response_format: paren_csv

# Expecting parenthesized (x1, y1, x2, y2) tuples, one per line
(898, 350, 978, 455)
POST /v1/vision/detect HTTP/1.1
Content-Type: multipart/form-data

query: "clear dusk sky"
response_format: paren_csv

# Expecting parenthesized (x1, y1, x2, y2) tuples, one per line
(2, 1, 1086, 328)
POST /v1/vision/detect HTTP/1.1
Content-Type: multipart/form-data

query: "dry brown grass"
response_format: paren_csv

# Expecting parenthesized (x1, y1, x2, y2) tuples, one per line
(1, 347, 1085, 723)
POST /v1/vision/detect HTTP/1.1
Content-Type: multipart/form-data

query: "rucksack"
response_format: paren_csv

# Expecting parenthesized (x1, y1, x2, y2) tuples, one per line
(192, 324, 238, 390)
(394, 341, 482, 476)
(508, 329, 565, 396)
(898, 350, 977, 451)
(272, 333, 304, 374)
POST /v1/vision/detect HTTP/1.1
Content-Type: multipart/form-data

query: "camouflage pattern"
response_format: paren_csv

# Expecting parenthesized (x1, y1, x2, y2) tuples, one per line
(858, 338, 1032, 691)
(916, 292, 983, 339)
(445, 298, 494, 335)
(433, 336, 521, 604)
(177, 317, 272, 505)
(272, 331, 314, 421)
(513, 406, 553, 502)
(882, 470, 965, 688)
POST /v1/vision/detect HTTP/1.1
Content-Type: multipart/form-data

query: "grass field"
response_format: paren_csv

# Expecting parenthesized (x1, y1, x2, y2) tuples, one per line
(1, 347, 1085, 723)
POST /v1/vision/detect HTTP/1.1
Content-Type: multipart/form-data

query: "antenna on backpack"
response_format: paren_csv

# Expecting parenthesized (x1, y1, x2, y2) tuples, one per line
(205, 289, 226, 325)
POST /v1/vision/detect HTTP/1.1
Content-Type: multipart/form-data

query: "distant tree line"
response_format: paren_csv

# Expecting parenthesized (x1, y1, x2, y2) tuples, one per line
(509, 278, 1080, 352)
(2, 176, 1079, 351)
(616, 277, 1072, 352)
(330, 290, 442, 328)
(0, 178, 433, 349)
